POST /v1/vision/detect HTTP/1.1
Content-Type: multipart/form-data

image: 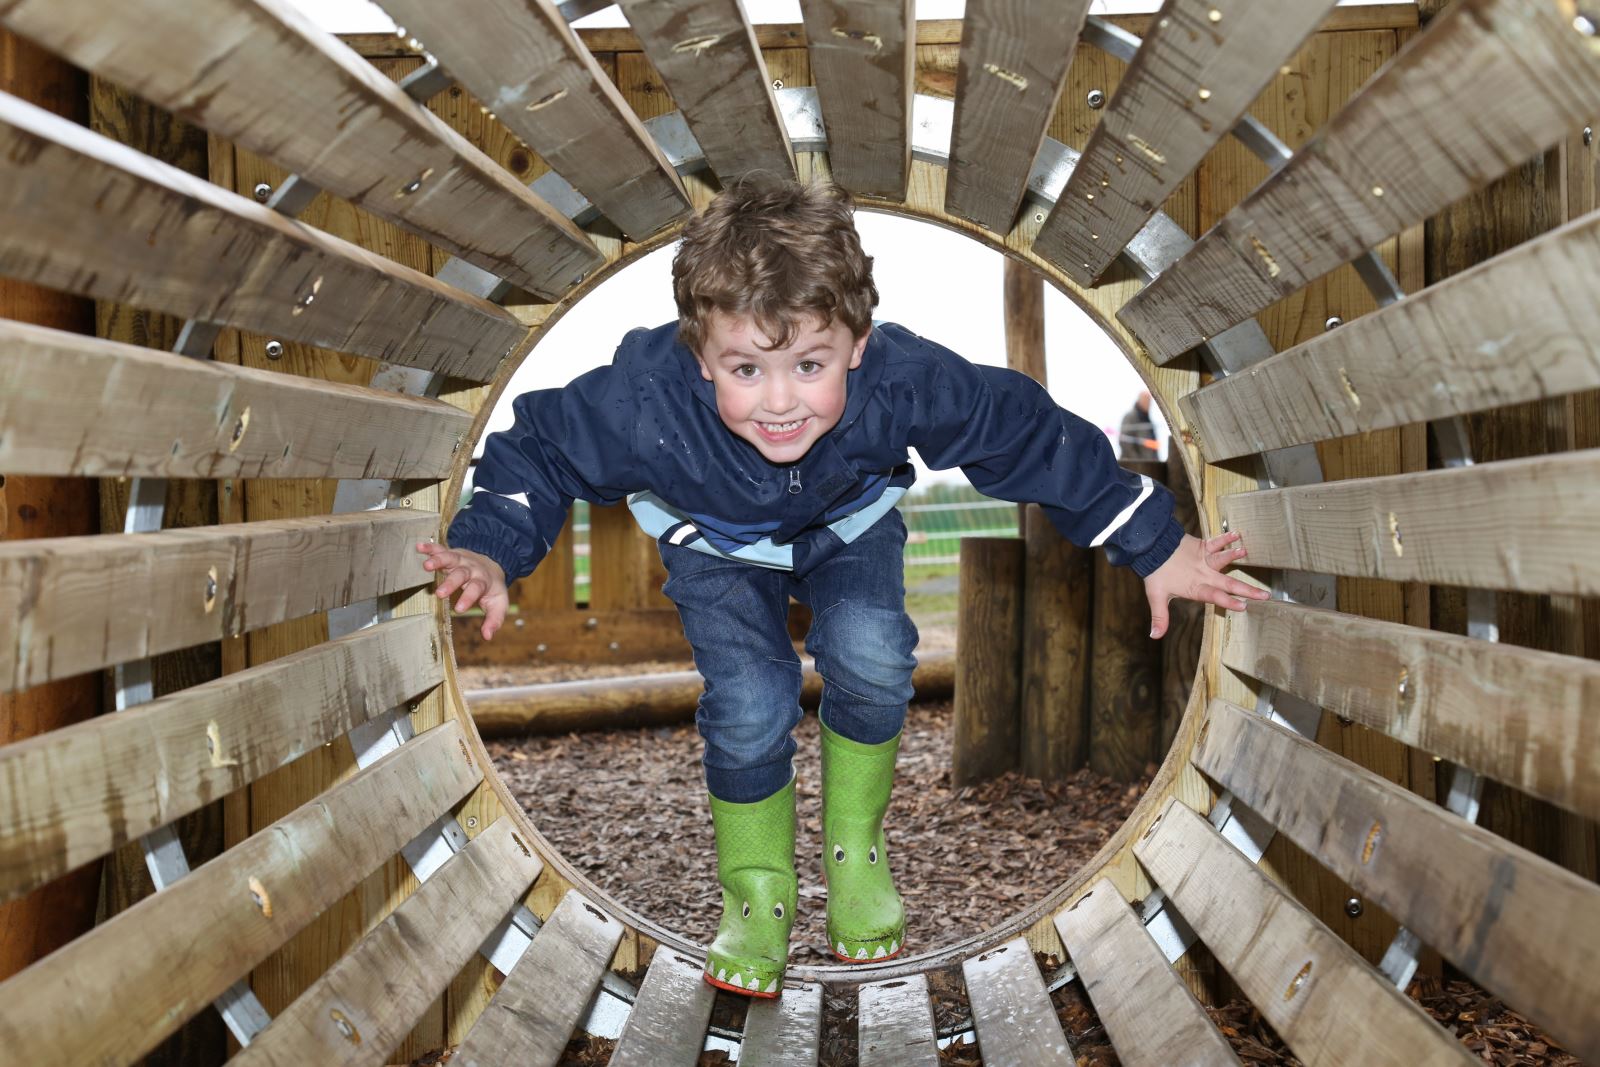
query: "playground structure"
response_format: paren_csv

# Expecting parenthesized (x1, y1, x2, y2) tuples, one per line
(1, 1, 1599, 1064)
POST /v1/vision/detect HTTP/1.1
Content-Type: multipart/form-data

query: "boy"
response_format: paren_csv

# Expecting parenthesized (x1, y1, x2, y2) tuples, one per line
(418, 180, 1264, 998)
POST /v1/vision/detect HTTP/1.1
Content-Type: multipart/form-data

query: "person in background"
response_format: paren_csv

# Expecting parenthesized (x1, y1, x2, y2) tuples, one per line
(1119, 389, 1159, 460)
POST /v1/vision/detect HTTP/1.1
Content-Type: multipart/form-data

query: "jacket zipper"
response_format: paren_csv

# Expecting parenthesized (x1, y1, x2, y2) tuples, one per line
(788, 468, 802, 495)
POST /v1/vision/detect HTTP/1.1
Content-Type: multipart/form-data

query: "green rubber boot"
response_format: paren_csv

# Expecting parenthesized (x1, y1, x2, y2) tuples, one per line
(821, 724, 907, 963)
(703, 777, 797, 998)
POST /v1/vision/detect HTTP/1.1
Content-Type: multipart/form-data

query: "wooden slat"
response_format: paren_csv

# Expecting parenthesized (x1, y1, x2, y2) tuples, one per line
(1220, 450, 1600, 595)
(1055, 879, 1240, 1067)
(0, 0, 602, 299)
(234, 817, 543, 1067)
(1134, 798, 1475, 1067)
(1194, 699, 1600, 1063)
(375, 0, 689, 240)
(608, 949, 716, 1067)
(945, 0, 1090, 233)
(799, 0, 914, 199)
(741, 980, 823, 1065)
(0, 720, 481, 1067)
(1118, 0, 1600, 360)
(1182, 208, 1600, 459)
(962, 937, 1074, 1066)
(1038, 0, 1336, 284)
(456, 889, 624, 1067)
(0, 615, 440, 904)
(0, 509, 434, 692)
(857, 974, 939, 1067)
(0, 92, 526, 380)
(1225, 599, 1600, 819)
(612, 0, 794, 181)
(0, 318, 470, 480)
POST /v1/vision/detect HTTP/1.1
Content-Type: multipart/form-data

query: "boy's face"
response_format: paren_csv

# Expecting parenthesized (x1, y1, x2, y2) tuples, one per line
(694, 311, 869, 465)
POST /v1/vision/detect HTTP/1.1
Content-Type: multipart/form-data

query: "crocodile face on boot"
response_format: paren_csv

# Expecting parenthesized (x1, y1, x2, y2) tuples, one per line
(704, 875, 796, 996)
(823, 825, 905, 961)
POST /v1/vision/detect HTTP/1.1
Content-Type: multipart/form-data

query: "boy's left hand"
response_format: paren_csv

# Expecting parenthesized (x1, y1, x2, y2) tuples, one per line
(1144, 531, 1269, 639)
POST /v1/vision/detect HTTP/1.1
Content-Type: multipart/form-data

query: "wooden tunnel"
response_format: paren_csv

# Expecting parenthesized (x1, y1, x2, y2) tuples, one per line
(1, 1, 1599, 1064)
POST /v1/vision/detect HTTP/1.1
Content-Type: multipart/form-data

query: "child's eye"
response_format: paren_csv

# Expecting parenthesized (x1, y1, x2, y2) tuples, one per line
(733, 364, 759, 379)
(797, 360, 820, 375)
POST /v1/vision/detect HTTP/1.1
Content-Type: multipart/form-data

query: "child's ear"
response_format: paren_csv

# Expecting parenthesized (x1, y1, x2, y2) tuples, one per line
(694, 353, 714, 381)
(848, 326, 870, 370)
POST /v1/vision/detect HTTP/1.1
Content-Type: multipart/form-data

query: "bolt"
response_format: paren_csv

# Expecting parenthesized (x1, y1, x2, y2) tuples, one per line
(1086, 88, 1105, 109)
(401, 497, 413, 507)
(1575, 13, 1597, 35)
(1324, 316, 1343, 331)
(536, 642, 549, 653)
(205, 572, 218, 603)
(609, 641, 620, 652)
(585, 616, 598, 629)
(253, 182, 273, 202)
(514, 617, 525, 628)
(465, 815, 478, 828)
(1345, 897, 1364, 918)
(1586, 126, 1594, 147)
(264, 340, 285, 359)
(772, 78, 783, 90)
(1034, 212, 1045, 223)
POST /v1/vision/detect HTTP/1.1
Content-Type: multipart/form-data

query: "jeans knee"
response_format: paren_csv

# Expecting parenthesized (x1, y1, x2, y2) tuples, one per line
(810, 603, 917, 704)
(697, 663, 803, 771)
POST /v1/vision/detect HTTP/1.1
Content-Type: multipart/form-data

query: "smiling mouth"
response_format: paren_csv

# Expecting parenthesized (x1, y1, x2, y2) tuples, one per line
(756, 418, 810, 441)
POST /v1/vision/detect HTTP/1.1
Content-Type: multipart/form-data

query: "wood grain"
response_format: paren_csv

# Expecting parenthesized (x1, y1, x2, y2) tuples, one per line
(962, 937, 1074, 1066)
(952, 537, 1024, 784)
(800, 0, 914, 199)
(1019, 506, 1091, 778)
(741, 980, 824, 1065)
(857, 974, 939, 1067)
(609, 949, 716, 1067)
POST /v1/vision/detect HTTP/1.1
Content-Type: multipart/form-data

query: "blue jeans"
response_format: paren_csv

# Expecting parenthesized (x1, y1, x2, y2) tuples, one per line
(660, 511, 919, 803)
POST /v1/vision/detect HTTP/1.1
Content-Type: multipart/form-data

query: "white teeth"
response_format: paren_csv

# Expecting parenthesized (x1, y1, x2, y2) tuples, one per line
(760, 419, 805, 433)
(730, 972, 743, 987)
(837, 942, 849, 956)
(873, 946, 888, 959)
(718, 968, 728, 982)
(890, 939, 900, 954)
(765, 979, 779, 992)
(855, 948, 869, 960)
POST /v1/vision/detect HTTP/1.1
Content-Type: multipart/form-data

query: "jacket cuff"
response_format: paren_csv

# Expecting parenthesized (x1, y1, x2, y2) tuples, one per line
(447, 529, 533, 585)
(1128, 517, 1186, 579)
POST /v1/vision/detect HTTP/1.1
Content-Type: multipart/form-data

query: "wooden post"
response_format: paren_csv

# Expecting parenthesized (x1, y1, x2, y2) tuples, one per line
(1019, 506, 1092, 779)
(1088, 460, 1165, 783)
(0, 27, 102, 984)
(1159, 447, 1203, 754)
(952, 537, 1024, 786)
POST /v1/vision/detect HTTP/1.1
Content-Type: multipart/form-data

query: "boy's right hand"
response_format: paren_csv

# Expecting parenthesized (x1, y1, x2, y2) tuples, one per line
(416, 542, 509, 641)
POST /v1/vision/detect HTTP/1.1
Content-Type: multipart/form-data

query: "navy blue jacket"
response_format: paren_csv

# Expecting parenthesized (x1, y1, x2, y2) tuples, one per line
(448, 321, 1184, 582)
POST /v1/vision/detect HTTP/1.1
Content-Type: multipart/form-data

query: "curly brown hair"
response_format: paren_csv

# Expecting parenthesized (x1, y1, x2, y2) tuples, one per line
(671, 178, 878, 353)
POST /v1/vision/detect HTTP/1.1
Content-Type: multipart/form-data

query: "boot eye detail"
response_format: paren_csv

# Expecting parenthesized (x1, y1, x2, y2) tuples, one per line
(833, 845, 846, 863)
(868, 846, 879, 864)
(741, 901, 751, 918)
(773, 903, 784, 918)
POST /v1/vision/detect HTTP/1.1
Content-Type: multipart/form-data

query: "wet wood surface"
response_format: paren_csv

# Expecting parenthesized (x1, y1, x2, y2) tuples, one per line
(858, 973, 939, 1067)
(609, 949, 716, 1067)
(800, 0, 914, 199)
(740, 979, 824, 1065)
(962, 937, 1075, 1066)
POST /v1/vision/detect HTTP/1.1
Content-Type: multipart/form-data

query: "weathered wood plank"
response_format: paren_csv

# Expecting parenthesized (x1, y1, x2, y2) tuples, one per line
(1039, 0, 1336, 283)
(857, 974, 938, 1067)
(1224, 599, 1600, 819)
(609, 949, 716, 1067)
(375, 0, 688, 240)
(613, 0, 794, 181)
(234, 817, 543, 1067)
(1020, 505, 1092, 779)
(962, 937, 1074, 1066)
(946, 0, 1090, 233)
(0, 318, 470, 480)
(1219, 450, 1600, 595)
(1194, 699, 1600, 1063)
(0, 721, 480, 1067)
(1119, 0, 1600, 360)
(0, 509, 435, 692)
(799, 0, 913, 199)
(0, 93, 526, 379)
(456, 889, 624, 1067)
(0, 0, 602, 298)
(1055, 879, 1240, 1067)
(952, 537, 1023, 784)
(0, 615, 440, 904)
(1135, 799, 1475, 1067)
(741, 980, 823, 1065)
(1182, 207, 1600, 459)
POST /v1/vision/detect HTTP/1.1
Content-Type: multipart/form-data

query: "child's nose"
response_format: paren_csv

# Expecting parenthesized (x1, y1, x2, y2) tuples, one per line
(763, 379, 798, 414)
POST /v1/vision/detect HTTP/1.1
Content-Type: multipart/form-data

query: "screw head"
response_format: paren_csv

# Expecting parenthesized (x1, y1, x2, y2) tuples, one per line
(1324, 316, 1343, 331)
(1586, 126, 1594, 147)
(585, 616, 599, 629)
(609, 641, 621, 651)
(1086, 88, 1106, 109)
(1345, 897, 1364, 918)
(536, 642, 549, 653)
(264, 339, 285, 359)
(253, 182, 273, 202)
(1575, 13, 1597, 35)
(772, 78, 783, 90)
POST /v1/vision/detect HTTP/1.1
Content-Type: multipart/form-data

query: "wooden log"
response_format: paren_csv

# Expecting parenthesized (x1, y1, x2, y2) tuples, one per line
(0, 721, 481, 1067)
(0, 92, 527, 380)
(0, 509, 435, 692)
(1219, 450, 1600, 595)
(962, 938, 1074, 1065)
(1160, 447, 1203, 755)
(233, 817, 544, 1067)
(0, 318, 471, 480)
(1182, 208, 1600, 460)
(952, 537, 1024, 785)
(0, 22, 101, 987)
(608, 949, 716, 1067)
(1038, 0, 1337, 285)
(741, 980, 824, 1065)
(1019, 506, 1091, 779)
(612, 0, 794, 182)
(800, 0, 914, 199)
(466, 650, 955, 737)
(1055, 879, 1241, 1067)
(857, 974, 938, 1067)
(373, 0, 690, 241)
(945, 0, 1090, 233)
(1135, 799, 1476, 1067)
(0, 616, 441, 904)
(1119, 0, 1600, 361)
(0, 0, 604, 299)
(456, 889, 624, 1067)
(1089, 460, 1165, 782)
